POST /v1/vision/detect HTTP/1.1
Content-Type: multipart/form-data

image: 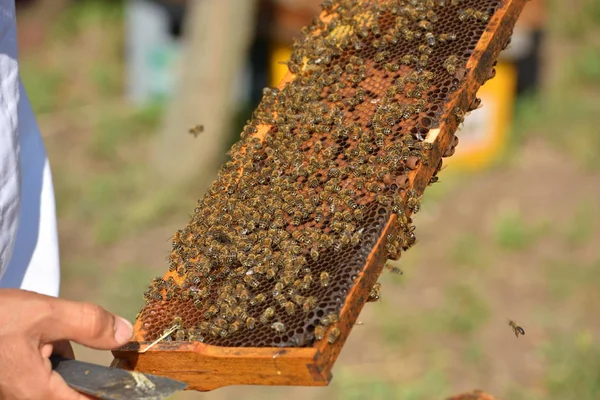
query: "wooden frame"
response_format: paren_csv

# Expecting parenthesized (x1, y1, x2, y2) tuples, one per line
(112, 0, 528, 391)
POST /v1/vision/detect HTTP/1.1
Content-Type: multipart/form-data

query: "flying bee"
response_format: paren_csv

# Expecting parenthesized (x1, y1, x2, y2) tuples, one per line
(367, 282, 381, 302)
(385, 263, 403, 275)
(188, 124, 204, 138)
(328, 327, 341, 344)
(260, 307, 275, 323)
(508, 320, 525, 338)
(271, 321, 286, 334)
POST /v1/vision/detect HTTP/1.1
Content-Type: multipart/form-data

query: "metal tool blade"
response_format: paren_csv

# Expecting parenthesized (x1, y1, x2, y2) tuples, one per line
(50, 355, 187, 400)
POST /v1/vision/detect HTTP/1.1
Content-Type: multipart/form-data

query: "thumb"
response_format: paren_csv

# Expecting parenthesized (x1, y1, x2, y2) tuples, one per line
(38, 299, 133, 350)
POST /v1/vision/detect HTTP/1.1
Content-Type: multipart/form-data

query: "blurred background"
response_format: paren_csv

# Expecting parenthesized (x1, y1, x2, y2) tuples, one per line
(14, 0, 599, 399)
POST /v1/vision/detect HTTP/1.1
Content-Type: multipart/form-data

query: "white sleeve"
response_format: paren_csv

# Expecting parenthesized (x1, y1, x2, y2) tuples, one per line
(0, 0, 22, 282)
(0, 80, 61, 297)
(0, 0, 60, 297)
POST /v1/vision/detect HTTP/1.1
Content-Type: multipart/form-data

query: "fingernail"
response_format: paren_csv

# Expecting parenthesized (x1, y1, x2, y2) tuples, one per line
(114, 317, 134, 344)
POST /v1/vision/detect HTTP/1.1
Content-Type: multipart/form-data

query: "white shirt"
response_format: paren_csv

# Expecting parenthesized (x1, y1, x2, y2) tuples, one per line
(0, 0, 60, 297)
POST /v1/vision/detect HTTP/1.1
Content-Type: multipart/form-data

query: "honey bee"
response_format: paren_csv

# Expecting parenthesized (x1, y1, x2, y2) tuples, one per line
(229, 320, 241, 334)
(328, 327, 341, 344)
(271, 321, 286, 333)
(204, 305, 219, 318)
(260, 307, 275, 323)
(406, 189, 421, 213)
(246, 317, 256, 330)
(174, 329, 186, 341)
(385, 263, 403, 275)
(198, 321, 210, 332)
(283, 301, 296, 315)
(401, 27, 414, 41)
(374, 51, 389, 63)
(444, 54, 459, 75)
(417, 20, 432, 31)
(322, 313, 340, 326)
(367, 282, 381, 302)
(302, 274, 313, 289)
(275, 293, 287, 305)
(313, 325, 326, 341)
(439, 32, 457, 42)
(384, 62, 400, 72)
(458, 8, 475, 22)
(186, 328, 199, 341)
(302, 296, 317, 312)
(272, 282, 284, 296)
(188, 124, 204, 138)
(508, 320, 525, 338)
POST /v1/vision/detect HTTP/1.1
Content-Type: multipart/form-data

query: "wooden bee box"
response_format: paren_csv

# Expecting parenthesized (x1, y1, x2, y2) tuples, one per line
(112, 0, 528, 391)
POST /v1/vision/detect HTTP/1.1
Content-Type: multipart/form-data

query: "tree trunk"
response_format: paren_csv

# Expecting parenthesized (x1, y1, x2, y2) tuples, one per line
(153, 0, 258, 189)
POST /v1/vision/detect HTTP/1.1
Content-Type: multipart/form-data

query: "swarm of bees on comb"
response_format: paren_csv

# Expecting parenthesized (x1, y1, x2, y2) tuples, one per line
(136, 0, 509, 348)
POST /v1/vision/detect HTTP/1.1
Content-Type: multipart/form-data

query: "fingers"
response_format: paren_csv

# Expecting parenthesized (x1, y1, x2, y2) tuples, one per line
(39, 298, 133, 350)
(52, 341, 76, 359)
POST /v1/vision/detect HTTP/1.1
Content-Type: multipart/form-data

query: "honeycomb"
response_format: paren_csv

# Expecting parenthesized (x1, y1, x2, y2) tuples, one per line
(136, 0, 505, 348)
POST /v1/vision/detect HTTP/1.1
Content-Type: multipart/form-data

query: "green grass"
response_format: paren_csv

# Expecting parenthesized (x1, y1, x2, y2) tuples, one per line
(88, 102, 164, 164)
(20, 65, 66, 114)
(451, 233, 486, 269)
(564, 200, 597, 246)
(333, 369, 449, 400)
(436, 284, 489, 335)
(463, 340, 485, 366)
(568, 44, 600, 86)
(51, 0, 125, 40)
(493, 208, 548, 251)
(101, 263, 155, 321)
(542, 330, 600, 400)
(378, 303, 417, 347)
(545, 258, 600, 303)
